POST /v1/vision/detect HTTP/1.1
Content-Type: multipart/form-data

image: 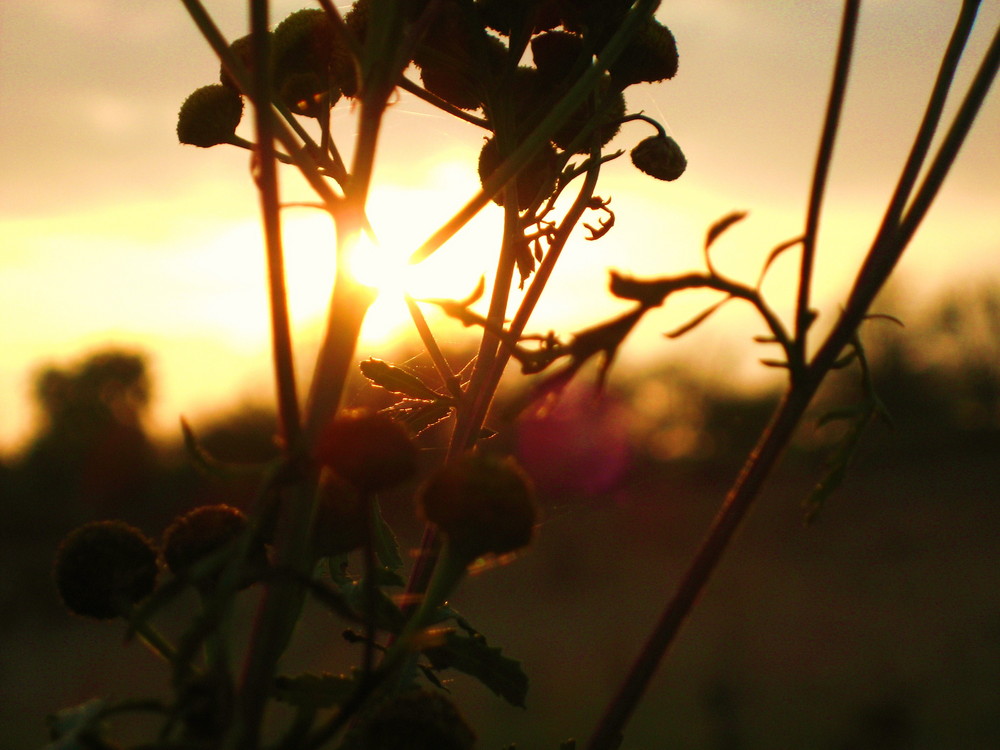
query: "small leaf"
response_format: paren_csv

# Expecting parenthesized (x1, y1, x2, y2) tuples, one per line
(371, 497, 404, 572)
(705, 211, 747, 251)
(757, 235, 804, 287)
(665, 297, 729, 338)
(817, 407, 862, 428)
(425, 631, 529, 708)
(360, 358, 442, 401)
(180, 418, 267, 478)
(273, 672, 359, 709)
(863, 313, 905, 327)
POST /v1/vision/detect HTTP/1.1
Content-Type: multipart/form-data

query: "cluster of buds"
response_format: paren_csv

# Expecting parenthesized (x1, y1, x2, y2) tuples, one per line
(53, 503, 267, 619)
(177, 1, 685, 184)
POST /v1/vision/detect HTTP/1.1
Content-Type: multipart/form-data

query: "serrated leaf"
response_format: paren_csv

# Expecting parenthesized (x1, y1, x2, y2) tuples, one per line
(705, 211, 748, 251)
(425, 631, 529, 708)
(360, 358, 442, 401)
(392, 398, 454, 436)
(273, 672, 359, 709)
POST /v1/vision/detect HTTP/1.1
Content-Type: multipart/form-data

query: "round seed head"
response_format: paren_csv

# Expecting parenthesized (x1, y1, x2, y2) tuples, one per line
(53, 520, 158, 620)
(177, 84, 243, 148)
(315, 409, 418, 492)
(478, 136, 559, 210)
(630, 134, 686, 181)
(550, 78, 625, 154)
(219, 33, 256, 90)
(272, 8, 351, 112)
(419, 453, 538, 561)
(162, 504, 266, 587)
(530, 30, 586, 81)
(610, 19, 678, 88)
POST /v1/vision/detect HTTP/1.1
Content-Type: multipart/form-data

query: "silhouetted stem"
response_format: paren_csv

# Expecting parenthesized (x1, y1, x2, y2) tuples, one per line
(179, 0, 343, 210)
(249, 0, 300, 449)
(585, 375, 820, 750)
(587, 4, 997, 748)
(795, 0, 860, 361)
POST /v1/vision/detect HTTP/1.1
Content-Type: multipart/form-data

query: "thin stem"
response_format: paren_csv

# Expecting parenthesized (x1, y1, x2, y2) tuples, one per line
(399, 76, 492, 130)
(179, 0, 344, 210)
(250, 0, 300, 449)
(585, 377, 822, 750)
(362, 491, 377, 681)
(588, 6, 998, 747)
(836, 9, 997, 351)
(405, 295, 463, 400)
(876, 0, 981, 238)
(794, 0, 860, 359)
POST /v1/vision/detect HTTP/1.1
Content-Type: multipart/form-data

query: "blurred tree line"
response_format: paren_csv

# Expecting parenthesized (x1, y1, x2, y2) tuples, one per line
(2, 285, 997, 621)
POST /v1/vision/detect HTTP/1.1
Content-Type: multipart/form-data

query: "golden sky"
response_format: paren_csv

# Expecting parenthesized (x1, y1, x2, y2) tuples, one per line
(1, 1, 998, 453)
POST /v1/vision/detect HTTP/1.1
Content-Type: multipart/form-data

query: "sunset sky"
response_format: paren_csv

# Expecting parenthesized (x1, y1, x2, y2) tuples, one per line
(2, 0, 998, 454)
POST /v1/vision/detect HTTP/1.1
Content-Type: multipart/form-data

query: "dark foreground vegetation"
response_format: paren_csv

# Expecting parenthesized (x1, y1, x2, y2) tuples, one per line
(2, 288, 998, 748)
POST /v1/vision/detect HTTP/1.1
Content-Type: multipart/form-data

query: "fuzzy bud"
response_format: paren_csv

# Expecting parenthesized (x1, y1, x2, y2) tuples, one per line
(315, 409, 418, 492)
(610, 20, 679, 88)
(478, 137, 559, 210)
(359, 690, 475, 750)
(53, 520, 158, 620)
(419, 453, 537, 562)
(162, 504, 266, 588)
(177, 84, 243, 148)
(630, 134, 686, 181)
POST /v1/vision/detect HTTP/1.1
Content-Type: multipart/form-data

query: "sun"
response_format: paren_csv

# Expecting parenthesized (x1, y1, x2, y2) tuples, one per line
(279, 165, 503, 348)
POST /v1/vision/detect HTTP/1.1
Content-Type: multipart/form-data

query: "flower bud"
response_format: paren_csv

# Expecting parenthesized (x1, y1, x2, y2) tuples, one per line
(272, 8, 354, 111)
(162, 504, 267, 588)
(630, 134, 686, 181)
(610, 20, 678, 88)
(359, 690, 475, 750)
(419, 453, 537, 562)
(53, 520, 158, 620)
(315, 409, 418, 492)
(478, 136, 559, 210)
(177, 84, 243, 148)
(219, 33, 256, 90)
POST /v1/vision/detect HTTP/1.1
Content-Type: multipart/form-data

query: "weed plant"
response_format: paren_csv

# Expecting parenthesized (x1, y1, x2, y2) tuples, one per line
(45, 1, 998, 748)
